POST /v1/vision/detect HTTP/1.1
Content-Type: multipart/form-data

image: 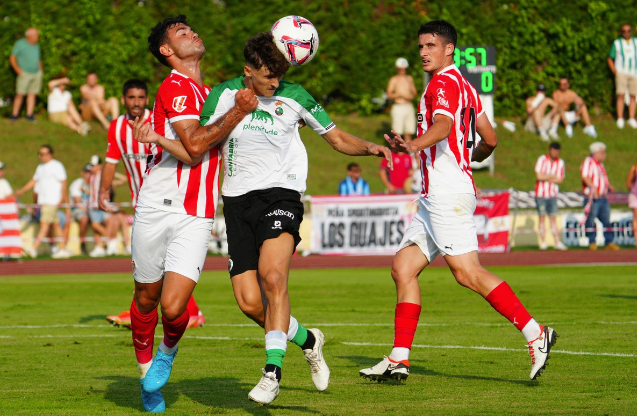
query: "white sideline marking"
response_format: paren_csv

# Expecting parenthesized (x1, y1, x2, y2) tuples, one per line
(342, 342, 637, 358)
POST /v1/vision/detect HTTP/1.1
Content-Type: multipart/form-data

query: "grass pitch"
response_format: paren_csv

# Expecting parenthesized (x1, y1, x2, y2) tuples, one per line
(0, 265, 635, 415)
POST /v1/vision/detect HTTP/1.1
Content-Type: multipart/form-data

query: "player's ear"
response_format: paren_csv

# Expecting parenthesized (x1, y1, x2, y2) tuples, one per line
(159, 44, 173, 61)
(120, 96, 125, 106)
(244, 65, 252, 78)
(446, 43, 455, 57)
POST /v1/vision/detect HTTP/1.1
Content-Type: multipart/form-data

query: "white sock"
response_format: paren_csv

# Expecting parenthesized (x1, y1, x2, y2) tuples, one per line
(265, 330, 288, 353)
(549, 124, 558, 132)
(389, 347, 410, 362)
(158, 340, 178, 355)
(287, 316, 298, 342)
(521, 319, 542, 343)
(138, 361, 152, 379)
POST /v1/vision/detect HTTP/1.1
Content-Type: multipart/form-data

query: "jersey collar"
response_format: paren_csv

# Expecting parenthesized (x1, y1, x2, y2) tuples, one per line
(437, 64, 459, 75)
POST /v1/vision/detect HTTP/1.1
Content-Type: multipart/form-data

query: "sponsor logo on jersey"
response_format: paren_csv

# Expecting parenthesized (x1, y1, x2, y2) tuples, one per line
(124, 153, 148, 161)
(172, 95, 188, 113)
(272, 220, 282, 230)
(228, 137, 238, 177)
(266, 209, 295, 219)
(171, 79, 182, 86)
(163, 199, 172, 206)
(310, 103, 324, 114)
(417, 113, 424, 122)
(436, 88, 449, 108)
(251, 109, 274, 125)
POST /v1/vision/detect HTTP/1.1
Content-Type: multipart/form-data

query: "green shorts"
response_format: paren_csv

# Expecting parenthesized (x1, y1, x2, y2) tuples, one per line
(16, 70, 42, 95)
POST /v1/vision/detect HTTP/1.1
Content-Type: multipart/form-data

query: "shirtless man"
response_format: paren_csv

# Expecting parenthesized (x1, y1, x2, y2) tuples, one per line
(387, 58, 418, 141)
(525, 84, 558, 141)
(80, 73, 119, 130)
(551, 77, 597, 138)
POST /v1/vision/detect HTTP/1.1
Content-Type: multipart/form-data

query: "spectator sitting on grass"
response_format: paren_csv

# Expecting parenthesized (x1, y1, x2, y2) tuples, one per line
(524, 84, 559, 141)
(48, 75, 91, 136)
(339, 163, 370, 196)
(79, 73, 119, 130)
(551, 77, 598, 138)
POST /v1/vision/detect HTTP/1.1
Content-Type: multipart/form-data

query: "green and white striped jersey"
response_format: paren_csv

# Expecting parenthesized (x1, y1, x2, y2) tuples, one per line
(609, 37, 637, 76)
(200, 76, 335, 197)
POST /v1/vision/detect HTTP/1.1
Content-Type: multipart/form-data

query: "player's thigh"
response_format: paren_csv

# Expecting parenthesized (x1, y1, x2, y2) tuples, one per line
(397, 204, 441, 264)
(392, 243, 429, 282)
(223, 202, 259, 278)
(164, 214, 213, 284)
(131, 206, 171, 284)
(424, 194, 479, 257)
(231, 270, 264, 311)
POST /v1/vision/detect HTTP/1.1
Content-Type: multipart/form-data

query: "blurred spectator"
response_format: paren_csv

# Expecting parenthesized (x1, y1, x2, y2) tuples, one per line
(0, 162, 13, 199)
(80, 73, 119, 130)
(534, 142, 567, 251)
(339, 163, 370, 195)
(551, 77, 597, 138)
(524, 84, 559, 141)
(607, 24, 637, 129)
(379, 150, 413, 194)
(14, 145, 71, 258)
(48, 75, 91, 136)
(86, 155, 112, 257)
(626, 156, 637, 247)
(581, 142, 619, 251)
(69, 164, 92, 255)
(9, 27, 42, 122)
(386, 58, 417, 141)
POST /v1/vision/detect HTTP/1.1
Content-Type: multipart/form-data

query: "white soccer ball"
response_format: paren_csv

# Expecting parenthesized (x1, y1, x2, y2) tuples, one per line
(271, 15, 319, 67)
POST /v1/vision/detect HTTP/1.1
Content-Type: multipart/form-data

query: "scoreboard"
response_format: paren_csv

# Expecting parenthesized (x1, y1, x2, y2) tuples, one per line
(453, 46, 496, 95)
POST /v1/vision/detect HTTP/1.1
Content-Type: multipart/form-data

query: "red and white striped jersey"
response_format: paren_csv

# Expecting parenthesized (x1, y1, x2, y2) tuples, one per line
(105, 109, 151, 207)
(89, 170, 101, 209)
(580, 156, 609, 197)
(137, 70, 222, 218)
(416, 64, 484, 198)
(534, 155, 565, 198)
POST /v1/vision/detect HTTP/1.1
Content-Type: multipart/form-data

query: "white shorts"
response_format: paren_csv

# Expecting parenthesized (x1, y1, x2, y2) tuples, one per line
(131, 204, 213, 284)
(564, 110, 580, 125)
(398, 194, 478, 262)
(391, 103, 416, 135)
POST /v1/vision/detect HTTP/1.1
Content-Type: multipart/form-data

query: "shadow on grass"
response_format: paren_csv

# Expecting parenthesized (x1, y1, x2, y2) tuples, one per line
(338, 356, 538, 387)
(99, 375, 321, 414)
(599, 294, 637, 300)
(79, 314, 110, 324)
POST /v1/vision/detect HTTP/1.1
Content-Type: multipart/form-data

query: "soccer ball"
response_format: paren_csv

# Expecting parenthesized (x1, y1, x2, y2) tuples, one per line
(271, 15, 319, 67)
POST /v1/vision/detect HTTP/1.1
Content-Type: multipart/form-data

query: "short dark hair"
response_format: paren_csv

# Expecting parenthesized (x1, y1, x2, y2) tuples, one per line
(123, 79, 148, 96)
(549, 142, 561, 150)
(41, 144, 54, 154)
(148, 15, 189, 67)
(418, 20, 457, 47)
(347, 163, 360, 171)
(244, 32, 290, 78)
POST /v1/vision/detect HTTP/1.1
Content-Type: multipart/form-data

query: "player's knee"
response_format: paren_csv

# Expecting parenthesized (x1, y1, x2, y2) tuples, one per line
(134, 294, 159, 314)
(236, 295, 262, 320)
(451, 267, 478, 290)
(160, 304, 185, 322)
(391, 264, 416, 287)
(262, 271, 287, 294)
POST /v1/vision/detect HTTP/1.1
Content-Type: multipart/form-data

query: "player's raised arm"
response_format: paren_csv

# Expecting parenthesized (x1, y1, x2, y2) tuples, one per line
(322, 127, 394, 170)
(385, 114, 453, 155)
(472, 113, 498, 162)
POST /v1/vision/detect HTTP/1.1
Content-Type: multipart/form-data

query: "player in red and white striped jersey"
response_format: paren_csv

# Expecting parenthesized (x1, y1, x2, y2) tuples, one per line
(98, 79, 207, 331)
(362, 20, 557, 383)
(534, 142, 567, 251)
(125, 16, 259, 412)
(580, 142, 619, 250)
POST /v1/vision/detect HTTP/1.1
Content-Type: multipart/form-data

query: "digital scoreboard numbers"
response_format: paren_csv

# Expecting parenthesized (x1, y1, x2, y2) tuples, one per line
(453, 46, 496, 94)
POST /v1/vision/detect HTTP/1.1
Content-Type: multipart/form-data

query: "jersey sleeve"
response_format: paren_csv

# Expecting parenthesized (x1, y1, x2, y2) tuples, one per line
(475, 90, 485, 118)
(161, 81, 203, 123)
(200, 78, 244, 127)
(609, 42, 616, 59)
(293, 85, 335, 135)
(338, 180, 347, 195)
(362, 180, 370, 195)
(69, 179, 82, 199)
(534, 156, 544, 174)
(426, 78, 459, 121)
(558, 160, 566, 180)
(581, 158, 591, 179)
(105, 121, 121, 164)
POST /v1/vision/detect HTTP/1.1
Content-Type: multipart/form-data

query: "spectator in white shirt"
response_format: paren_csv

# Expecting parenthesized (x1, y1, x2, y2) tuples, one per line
(15, 145, 71, 259)
(0, 162, 13, 199)
(48, 75, 90, 136)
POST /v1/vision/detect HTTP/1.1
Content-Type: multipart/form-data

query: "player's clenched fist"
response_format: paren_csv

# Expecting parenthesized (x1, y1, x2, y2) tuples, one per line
(235, 88, 259, 114)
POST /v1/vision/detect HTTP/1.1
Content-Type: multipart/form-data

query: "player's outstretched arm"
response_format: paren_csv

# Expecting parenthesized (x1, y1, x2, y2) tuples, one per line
(472, 113, 498, 162)
(130, 117, 203, 166)
(322, 127, 394, 170)
(386, 114, 453, 155)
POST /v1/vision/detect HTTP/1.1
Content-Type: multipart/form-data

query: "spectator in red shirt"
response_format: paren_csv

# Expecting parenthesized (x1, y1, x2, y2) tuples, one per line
(380, 150, 413, 193)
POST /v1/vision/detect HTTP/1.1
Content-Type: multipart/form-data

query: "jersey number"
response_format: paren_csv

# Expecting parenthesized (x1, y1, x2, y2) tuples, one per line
(460, 107, 476, 149)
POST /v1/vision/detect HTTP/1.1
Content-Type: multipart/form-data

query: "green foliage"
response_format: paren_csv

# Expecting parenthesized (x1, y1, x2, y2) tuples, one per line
(0, 0, 636, 116)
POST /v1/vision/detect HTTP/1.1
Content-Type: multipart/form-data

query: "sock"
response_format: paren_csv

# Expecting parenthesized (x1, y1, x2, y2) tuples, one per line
(137, 361, 152, 379)
(485, 282, 538, 340)
(161, 309, 189, 350)
(549, 123, 558, 132)
(265, 330, 287, 381)
(185, 295, 200, 317)
(287, 316, 312, 349)
(389, 347, 410, 362)
(130, 299, 157, 366)
(521, 319, 543, 343)
(393, 302, 421, 354)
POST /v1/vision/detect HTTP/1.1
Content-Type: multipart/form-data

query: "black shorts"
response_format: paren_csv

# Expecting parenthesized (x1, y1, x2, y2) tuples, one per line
(222, 187, 304, 277)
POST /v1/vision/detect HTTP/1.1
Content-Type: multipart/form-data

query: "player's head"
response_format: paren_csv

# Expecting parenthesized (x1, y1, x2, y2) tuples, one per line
(243, 32, 290, 98)
(121, 79, 149, 119)
(86, 72, 98, 87)
(558, 77, 570, 91)
(548, 142, 561, 159)
(347, 163, 361, 180)
(621, 23, 632, 40)
(589, 141, 606, 162)
(39, 145, 53, 163)
(418, 20, 456, 75)
(148, 15, 205, 68)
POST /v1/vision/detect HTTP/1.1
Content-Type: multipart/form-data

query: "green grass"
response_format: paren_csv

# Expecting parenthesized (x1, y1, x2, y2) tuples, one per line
(0, 265, 636, 415)
(0, 114, 635, 202)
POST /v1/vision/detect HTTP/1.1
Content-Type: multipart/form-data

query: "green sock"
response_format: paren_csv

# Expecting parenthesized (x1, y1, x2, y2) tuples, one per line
(265, 348, 286, 368)
(290, 324, 308, 348)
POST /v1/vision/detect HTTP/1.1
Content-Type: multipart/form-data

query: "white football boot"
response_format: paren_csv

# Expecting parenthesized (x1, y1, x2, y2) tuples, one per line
(617, 118, 625, 129)
(248, 370, 279, 405)
(360, 356, 410, 382)
(303, 328, 330, 391)
(528, 326, 558, 380)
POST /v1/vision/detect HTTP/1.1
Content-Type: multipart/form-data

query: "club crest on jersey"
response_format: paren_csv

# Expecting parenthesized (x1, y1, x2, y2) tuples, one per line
(275, 101, 284, 116)
(172, 95, 188, 113)
(436, 88, 449, 108)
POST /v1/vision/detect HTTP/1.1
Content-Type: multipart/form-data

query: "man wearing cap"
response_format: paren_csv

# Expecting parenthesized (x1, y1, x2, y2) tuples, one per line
(607, 24, 637, 129)
(580, 142, 619, 251)
(525, 84, 559, 141)
(0, 162, 13, 199)
(387, 57, 417, 142)
(9, 28, 42, 122)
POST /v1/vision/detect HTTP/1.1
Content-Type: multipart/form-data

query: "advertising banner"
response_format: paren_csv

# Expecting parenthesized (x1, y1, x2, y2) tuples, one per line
(0, 197, 22, 256)
(475, 192, 510, 253)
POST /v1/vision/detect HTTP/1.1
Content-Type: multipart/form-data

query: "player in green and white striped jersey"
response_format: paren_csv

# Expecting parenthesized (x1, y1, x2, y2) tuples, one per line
(607, 23, 637, 129)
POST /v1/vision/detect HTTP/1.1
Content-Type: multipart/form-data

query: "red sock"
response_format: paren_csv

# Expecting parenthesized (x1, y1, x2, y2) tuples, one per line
(393, 302, 422, 349)
(162, 309, 190, 348)
(485, 282, 532, 331)
(185, 295, 200, 317)
(130, 299, 157, 364)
